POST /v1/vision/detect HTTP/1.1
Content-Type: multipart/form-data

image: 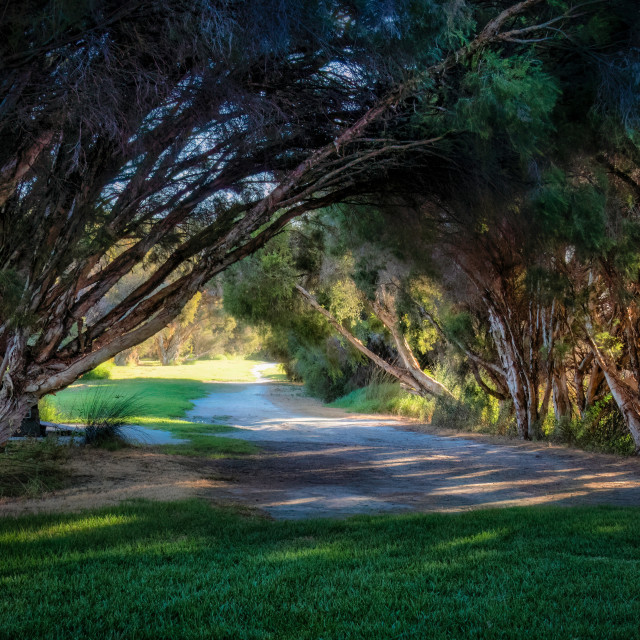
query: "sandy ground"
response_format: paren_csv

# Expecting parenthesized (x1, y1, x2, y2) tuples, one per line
(2, 371, 640, 519)
(0, 448, 224, 516)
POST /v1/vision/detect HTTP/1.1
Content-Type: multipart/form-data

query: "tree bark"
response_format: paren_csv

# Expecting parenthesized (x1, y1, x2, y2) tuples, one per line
(295, 285, 453, 399)
(373, 298, 455, 399)
(114, 348, 139, 366)
(486, 305, 537, 439)
(0, 332, 37, 443)
(552, 365, 572, 423)
(585, 333, 640, 453)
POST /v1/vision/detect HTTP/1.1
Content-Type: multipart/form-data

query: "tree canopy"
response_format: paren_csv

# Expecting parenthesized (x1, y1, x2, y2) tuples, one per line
(1, 0, 638, 447)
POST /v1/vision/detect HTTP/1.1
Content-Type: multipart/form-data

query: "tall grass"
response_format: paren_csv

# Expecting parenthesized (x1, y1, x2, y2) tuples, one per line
(70, 389, 145, 449)
(331, 363, 515, 435)
(548, 395, 636, 455)
(38, 396, 63, 423)
(0, 439, 69, 498)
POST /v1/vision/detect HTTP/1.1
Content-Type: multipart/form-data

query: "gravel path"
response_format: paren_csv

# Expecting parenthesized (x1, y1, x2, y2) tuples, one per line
(187, 377, 640, 519)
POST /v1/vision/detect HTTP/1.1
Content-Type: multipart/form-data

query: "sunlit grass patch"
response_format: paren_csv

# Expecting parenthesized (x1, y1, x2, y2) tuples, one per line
(106, 358, 267, 382)
(0, 501, 638, 639)
(137, 418, 258, 458)
(52, 378, 216, 421)
(48, 360, 263, 459)
(331, 382, 434, 421)
(260, 363, 288, 381)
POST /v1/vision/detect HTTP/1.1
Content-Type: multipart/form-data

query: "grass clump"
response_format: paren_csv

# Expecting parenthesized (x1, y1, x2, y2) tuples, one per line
(52, 370, 258, 458)
(0, 439, 69, 498)
(331, 382, 432, 418)
(64, 389, 145, 450)
(0, 501, 638, 639)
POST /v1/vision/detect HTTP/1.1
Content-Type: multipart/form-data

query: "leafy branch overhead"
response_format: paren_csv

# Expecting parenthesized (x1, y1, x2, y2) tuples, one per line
(0, 0, 638, 451)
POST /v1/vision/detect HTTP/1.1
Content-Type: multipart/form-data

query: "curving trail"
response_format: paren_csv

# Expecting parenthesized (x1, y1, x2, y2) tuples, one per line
(186, 369, 640, 519)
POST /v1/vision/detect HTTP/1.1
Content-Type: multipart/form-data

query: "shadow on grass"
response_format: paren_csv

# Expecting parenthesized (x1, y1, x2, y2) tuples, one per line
(1, 500, 639, 639)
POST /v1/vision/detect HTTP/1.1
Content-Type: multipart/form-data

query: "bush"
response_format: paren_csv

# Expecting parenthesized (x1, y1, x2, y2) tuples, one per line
(39, 396, 63, 423)
(557, 396, 636, 455)
(73, 389, 145, 449)
(81, 362, 114, 381)
(332, 362, 517, 436)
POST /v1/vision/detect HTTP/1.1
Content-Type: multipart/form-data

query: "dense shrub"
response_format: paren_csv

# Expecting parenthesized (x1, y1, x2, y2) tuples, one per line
(38, 396, 63, 423)
(80, 362, 114, 381)
(556, 397, 636, 455)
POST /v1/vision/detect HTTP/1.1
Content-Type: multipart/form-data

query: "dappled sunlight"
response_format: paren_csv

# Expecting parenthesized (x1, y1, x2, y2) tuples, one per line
(447, 469, 505, 481)
(40, 373, 640, 520)
(0, 514, 139, 544)
(575, 472, 629, 480)
(432, 529, 505, 551)
(263, 545, 343, 564)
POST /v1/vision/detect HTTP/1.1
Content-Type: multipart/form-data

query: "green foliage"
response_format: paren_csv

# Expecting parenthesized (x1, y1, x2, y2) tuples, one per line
(38, 396, 63, 423)
(0, 269, 23, 321)
(224, 236, 298, 325)
(452, 54, 560, 159)
(80, 362, 114, 381)
(293, 342, 359, 402)
(328, 279, 364, 324)
(1, 500, 639, 639)
(531, 168, 609, 256)
(558, 396, 636, 455)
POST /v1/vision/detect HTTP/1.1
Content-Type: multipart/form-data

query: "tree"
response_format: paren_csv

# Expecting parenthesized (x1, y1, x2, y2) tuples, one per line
(154, 292, 201, 365)
(0, 0, 607, 442)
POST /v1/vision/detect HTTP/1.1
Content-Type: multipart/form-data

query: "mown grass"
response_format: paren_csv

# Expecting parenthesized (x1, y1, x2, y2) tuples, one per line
(49, 359, 271, 458)
(106, 358, 275, 383)
(0, 500, 638, 639)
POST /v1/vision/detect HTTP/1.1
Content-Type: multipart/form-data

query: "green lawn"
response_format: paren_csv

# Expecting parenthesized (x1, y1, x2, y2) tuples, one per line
(104, 358, 276, 383)
(0, 501, 638, 639)
(48, 359, 268, 458)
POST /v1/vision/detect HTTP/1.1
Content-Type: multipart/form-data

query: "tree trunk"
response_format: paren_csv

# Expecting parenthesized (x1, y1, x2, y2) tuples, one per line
(156, 331, 186, 365)
(163, 338, 183, 366)
(586, 335, 640, 453)
(114, 348, 139, 366)
(0, 331, 38, 444)
(373, 298, 454, 399)
(486, 306, 536, 439)
(584, 362, 605, 413)
(552, 365, 572, 422)
(598, 365, 640, 453)
(295, 285, 453, 399)
(0, 394, 35, 444)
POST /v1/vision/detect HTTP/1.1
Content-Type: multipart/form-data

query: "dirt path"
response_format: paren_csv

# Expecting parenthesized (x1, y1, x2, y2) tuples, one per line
(185, 381, 640, 518)
(2, 376, 640, 518)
